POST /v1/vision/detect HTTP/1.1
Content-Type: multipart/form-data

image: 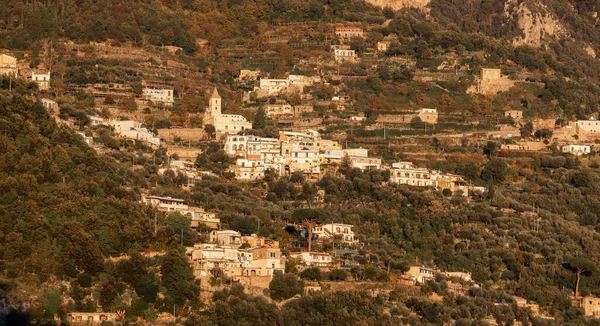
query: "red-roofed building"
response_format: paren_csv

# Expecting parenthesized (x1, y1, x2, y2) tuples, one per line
(335, 26, 364, 39)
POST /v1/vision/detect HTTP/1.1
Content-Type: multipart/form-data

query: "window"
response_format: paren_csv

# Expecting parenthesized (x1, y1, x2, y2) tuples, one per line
(270, 252, 276, 258)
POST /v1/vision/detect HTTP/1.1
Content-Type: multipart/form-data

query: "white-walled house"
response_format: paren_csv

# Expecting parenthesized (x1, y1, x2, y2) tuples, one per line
(143, 87, 174, 106)
(404, 266, 437, 283)
(41, 98, 59, 115)
(562, 145, 591, 156)
(349, 156, 381, 170)
(289, 251, 333, 267)
(32, 72, 51, 90)
(141, 195, 188, 212)
(109, 120, 160, 146)
(334, 49, 356, 63)
(313, 223, 358, 244)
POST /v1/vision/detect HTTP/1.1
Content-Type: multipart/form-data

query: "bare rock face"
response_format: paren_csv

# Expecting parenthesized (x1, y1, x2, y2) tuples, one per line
(504, 0, 565, 48)
(364, 0, 429, 10)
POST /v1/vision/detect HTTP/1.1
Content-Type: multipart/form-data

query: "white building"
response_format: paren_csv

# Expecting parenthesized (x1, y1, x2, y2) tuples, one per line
(110, 120, 160, 146)
(88, 115, 105, 127)
(390, 162, 465, 193)
(141, 195, 188, 212)
(32, 72, 51, 90)
(350, 156, 381, 170)
(572, 119, 600, 135)
(187, 244, 241, 278)
(313, 223, 358, 244)
(562, 145, 591, 156)
(289, 251, 333, 267)
(258, 78, 290, 96)
(143, 87, 174, 106)
(344, 148, 369, 157)
(442, 271, 473, 283)
(225, 135, 282, 161)
(334, 49, 356, 63)
(41, 98, 59, 115)
(204, 88, 252, 138)
(404, 266, 437, 284)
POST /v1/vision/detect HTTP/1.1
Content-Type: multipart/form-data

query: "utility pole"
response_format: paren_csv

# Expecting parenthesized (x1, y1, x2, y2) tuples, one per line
(154, 213, 157, 234)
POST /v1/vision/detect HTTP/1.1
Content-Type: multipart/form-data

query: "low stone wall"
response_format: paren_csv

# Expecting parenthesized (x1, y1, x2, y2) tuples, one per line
(167, 147, 203, 160)
(376, 114, 415, 124)
(158, 128, 207, 142)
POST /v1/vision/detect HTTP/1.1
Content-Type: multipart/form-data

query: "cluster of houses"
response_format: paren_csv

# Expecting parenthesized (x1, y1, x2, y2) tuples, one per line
(186, 231, 284, 284)
(224, 130, 378, 180)
(222, 129, 482, 195)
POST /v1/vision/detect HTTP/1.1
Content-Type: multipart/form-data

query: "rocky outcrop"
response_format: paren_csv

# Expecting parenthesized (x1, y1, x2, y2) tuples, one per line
(504, 0, 565, 47)
(364, 0, 429, 10)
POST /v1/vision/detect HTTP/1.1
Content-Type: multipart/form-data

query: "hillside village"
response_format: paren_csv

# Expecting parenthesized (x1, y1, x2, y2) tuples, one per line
(4, 0, 600, 324)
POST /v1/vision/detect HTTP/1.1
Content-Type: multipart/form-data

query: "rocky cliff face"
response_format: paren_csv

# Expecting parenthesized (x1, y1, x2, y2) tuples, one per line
(504, 0, 565, 48)
(364, 0, 429, 10)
